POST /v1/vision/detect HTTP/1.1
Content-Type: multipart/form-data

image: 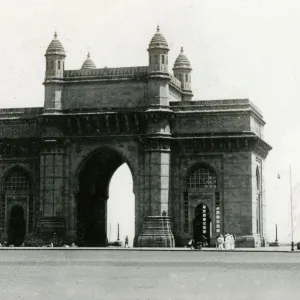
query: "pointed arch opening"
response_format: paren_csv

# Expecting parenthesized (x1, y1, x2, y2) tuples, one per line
(185, 162, 220, 246)
(75, 147, 135, 247)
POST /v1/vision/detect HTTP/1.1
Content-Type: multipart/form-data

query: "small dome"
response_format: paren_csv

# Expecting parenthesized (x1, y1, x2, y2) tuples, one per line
(173, 47, 191, 70)
(81, 52, 96, 70)
(45, 32, 66, 56)
(148, 25, 169, 50)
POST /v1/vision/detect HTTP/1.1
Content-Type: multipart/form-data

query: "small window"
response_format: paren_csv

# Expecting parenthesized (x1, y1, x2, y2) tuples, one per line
(162, 55, 165, 64)
(185, 74, 188, 82)
(51, 61, 54, 69)
(155, 55, 158, 64)
(58, 61, 61, 70)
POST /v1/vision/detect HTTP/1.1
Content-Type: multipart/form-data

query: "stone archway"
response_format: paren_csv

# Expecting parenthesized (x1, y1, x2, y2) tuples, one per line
(75, 147, 134, 247)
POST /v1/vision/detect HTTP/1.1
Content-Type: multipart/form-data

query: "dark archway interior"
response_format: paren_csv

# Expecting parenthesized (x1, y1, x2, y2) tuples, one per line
(193, 204, 211, 246)
(8, 205, 26, 246)
(76, 148, 124, 247)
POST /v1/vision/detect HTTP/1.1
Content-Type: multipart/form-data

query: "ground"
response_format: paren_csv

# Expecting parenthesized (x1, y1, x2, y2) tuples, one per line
(0, 248, 299, 300)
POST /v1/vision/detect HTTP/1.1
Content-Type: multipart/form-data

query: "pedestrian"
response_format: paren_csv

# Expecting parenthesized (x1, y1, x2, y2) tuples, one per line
(224, 233, 231, 250)
(125, 236, 129, 248)
(217, 235, 224, 250)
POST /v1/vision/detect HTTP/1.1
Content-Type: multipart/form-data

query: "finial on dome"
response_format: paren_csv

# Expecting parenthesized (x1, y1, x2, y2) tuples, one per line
(181, 47, 184, 53)
(157, 25, 160, 32)
(87, 52, 90, 59)
(54, 31, 57, 39)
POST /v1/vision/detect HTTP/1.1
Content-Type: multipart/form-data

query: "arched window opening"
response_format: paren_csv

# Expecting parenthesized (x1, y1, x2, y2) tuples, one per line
(51, 61, 54, 69)
(4, 169, 31, 192)
(162, 55, 165, 64)
(58, 61, 61, 70)
(185, 74, 188, 82)
(187, 165, 217, 189)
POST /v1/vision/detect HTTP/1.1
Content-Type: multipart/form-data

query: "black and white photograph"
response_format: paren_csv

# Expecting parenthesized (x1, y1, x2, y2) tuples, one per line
(0, 0, 299, 299)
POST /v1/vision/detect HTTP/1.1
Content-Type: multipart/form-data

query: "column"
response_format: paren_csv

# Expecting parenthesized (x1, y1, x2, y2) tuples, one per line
(136, 137, 175, 247)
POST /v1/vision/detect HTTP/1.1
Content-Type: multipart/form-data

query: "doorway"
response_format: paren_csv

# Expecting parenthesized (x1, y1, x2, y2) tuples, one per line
(8, 205, 26, 246)
(193, 204, 211, 246)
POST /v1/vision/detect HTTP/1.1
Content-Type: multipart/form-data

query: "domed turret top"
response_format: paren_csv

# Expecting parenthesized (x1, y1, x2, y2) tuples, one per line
(173, 47, 191, 70)
(81, 52, 96, 70)
(148, 25, 169, 51)
(45, 31, 66, 56)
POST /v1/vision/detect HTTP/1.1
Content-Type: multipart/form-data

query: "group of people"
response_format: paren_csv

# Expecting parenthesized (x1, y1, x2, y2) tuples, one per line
(216, 233, 236, 250)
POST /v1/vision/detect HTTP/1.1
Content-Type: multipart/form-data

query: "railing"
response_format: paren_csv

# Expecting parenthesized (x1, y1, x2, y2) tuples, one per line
(170, 75, 182, 89)
(0, 107, 43, 116)
(169, 99, 263, 117)
(64, 66, 148, 78)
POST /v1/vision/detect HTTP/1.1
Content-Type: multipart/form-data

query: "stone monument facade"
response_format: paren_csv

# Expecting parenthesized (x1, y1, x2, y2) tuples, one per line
(0, 27, 271, 247)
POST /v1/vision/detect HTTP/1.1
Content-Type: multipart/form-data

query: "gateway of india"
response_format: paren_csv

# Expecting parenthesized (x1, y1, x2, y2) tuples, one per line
(0, 26, 271, 247)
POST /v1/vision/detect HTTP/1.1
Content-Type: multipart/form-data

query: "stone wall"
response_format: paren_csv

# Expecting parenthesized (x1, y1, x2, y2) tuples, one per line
(172, 113, 251, 135)
(62, 81, 147, 110)
(223, 152, 252, 236)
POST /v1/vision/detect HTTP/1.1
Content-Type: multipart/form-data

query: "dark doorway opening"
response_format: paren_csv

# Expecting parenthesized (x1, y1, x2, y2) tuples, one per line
(193, 204, 211, 246)
(76, 148, 127, 247)
(8, 205, 26, 246)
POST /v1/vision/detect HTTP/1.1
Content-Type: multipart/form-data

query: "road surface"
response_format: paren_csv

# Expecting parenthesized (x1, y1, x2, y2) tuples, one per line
(0, 249, 299, 299)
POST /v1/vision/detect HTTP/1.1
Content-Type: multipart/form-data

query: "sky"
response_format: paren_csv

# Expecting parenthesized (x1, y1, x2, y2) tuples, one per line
(1, 0, 300, 245)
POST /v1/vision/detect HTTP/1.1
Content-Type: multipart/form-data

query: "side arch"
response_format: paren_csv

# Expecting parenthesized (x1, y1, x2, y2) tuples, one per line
(0, 165, 34, 245)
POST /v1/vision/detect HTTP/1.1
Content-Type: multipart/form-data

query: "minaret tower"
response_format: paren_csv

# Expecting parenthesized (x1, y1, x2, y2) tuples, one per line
(43, 32, 66, 111)
(173, 47, 193, 101)
(136, 26, 175, 248)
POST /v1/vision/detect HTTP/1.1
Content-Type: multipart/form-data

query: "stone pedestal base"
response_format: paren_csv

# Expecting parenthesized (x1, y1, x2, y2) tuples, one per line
(136, 216, 175, 247)
(235, 234, 265, 248)
(33, 217, 66, 246)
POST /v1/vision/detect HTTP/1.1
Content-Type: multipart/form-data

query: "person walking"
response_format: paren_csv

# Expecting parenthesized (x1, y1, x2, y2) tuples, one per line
(125, 236, 129, 248)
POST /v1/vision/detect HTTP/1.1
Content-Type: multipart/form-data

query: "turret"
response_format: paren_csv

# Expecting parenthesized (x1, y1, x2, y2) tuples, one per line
(147, 25, 169, 74)
(146, 26, 170, 107)
(45, 32, 66, 79)
(173, 47, 193, 101)
(81, 52, 96, 70)
(43, 32, 66, 111)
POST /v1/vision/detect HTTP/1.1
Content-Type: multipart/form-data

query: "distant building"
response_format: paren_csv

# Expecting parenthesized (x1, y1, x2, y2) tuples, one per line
(0, 27, 271, 247)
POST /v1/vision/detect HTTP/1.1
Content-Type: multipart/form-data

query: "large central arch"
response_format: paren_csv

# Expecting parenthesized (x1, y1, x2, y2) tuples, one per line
(75, 147, 134, 247)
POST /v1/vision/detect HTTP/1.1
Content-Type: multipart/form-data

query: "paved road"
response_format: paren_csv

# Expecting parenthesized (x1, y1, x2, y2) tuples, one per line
(0, 250, 299, 300)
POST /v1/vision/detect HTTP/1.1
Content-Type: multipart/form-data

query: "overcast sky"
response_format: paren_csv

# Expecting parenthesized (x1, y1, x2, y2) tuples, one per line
(1, 0, 300, 245)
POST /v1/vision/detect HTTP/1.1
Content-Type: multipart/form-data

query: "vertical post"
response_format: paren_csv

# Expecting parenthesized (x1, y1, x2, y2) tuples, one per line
(117, 223, 120, 241)
(290, 165, 294, 251)
(275, 224, 278, 243)
(109, 223, 111, 243)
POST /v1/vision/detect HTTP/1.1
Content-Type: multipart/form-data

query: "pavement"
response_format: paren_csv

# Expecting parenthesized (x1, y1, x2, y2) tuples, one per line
(0, 245, 297, 252)
(0, 249, 299, 300)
